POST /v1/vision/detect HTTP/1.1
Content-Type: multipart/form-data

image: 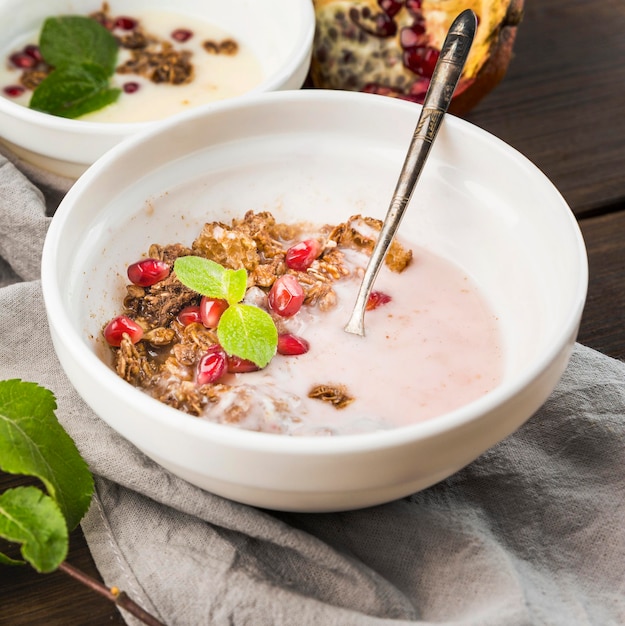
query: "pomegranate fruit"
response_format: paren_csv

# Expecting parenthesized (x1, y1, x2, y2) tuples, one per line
(197, 345, 228, 385)
(103, 315, 143, 347)
(127, 258, 170, 286)
(277, 333, 310, 356)
(267, 275, 305, 318)
(310, 0, 524, 115)
(171, 28, 194, 42)
(227, 355, 261, 373)
(199, 296, 229, 328)
(366, 290, 392, 310)
(284, 239, 322, 272)
(177, 305, 202, 326)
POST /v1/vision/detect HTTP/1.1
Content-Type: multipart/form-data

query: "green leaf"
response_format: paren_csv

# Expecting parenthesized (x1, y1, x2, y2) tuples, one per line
(174, 256, 231, 300)
(29, 63, 121, 119)
(0, 380, 93, 531)
(0, 551, 24, 566)
(223, 267, 248, 304)
(0, 487, 68, 573)
(218, 304, 278, 368)
(39, 16, 119, 75)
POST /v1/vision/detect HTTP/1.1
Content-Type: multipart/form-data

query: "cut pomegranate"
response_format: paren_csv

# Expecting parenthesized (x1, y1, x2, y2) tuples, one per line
(104, 315, 143, 347)
(197, 345, 227, 385)
(311, 0, 523, 116)
(171, 28, 193, 42)
(284, 239, 322, 272)
(366, 291, 392, 310)
(227, 355, 260, 373)
(267, 274, 305, 317)
(127, 258, 170, 287)
(200, 297, 229, 328)
(349, 7, 397, 37)
(9, 52, 36, 69)
(114, 16, 138, 30)
(3, 85, 25, 97)
(177, 305, 202, 326)
(123, 81, 140, 94)
(277, 333, 310, 356)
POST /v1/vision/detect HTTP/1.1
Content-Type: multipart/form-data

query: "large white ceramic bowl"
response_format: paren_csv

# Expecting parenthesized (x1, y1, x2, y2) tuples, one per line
(0, 0, 314, 178)
(41, 90, 588, 512)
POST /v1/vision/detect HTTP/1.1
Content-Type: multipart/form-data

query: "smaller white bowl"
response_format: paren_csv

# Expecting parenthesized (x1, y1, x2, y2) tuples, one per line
(0, 0, 314, 178)
(42, 90, 588, 512)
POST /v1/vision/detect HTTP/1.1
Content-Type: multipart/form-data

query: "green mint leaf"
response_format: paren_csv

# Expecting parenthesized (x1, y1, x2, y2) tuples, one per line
(0, 380, 94, 531)
(29, 63, 120, 119)
(40, 16, 119, 75)
(224, 267, 248, 304)
(217, 304, 278, 368)
(0, 487, 68, 573)
(175, 256, 230, 300)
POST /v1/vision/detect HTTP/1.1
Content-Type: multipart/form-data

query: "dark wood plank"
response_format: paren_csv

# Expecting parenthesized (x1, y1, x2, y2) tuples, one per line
(577, 210, 625, 361)
(467, 0, 625, 216)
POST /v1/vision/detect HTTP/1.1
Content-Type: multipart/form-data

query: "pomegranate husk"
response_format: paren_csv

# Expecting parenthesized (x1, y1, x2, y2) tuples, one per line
(310, 0, 525, 115)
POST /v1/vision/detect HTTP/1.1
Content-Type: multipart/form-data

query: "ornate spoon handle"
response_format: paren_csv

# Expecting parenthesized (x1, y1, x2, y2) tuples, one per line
(344, 9, 477, 336)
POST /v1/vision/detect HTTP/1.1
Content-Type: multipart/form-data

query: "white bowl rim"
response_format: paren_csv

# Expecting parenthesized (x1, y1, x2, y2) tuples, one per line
(41, 89, 589, 456)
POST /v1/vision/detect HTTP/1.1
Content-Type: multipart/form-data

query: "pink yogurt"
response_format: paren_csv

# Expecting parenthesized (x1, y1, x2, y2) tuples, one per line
(200, 244, 504, 435)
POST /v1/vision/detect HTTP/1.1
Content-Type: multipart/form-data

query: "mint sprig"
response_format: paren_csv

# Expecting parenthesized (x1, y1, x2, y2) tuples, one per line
(0, 380, 94, 572)
(29, 16, 120, 119)
(174, 256, 278, 368)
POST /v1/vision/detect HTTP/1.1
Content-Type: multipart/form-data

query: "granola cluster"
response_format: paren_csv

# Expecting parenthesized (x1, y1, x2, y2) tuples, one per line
(108, 210, 412, 432)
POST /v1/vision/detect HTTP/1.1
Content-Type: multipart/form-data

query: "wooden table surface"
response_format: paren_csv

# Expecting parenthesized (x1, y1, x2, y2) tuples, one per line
(1, 1, 624, 624)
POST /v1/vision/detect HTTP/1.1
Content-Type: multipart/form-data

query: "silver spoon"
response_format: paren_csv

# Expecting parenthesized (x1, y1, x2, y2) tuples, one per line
(344, 9, 477, 336)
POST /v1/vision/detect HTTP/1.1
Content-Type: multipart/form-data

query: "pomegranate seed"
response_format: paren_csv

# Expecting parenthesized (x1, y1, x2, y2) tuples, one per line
(177, 305, 201, 326)
(123, 81, 140, 94)
(171, 28, 193, 42)
(23, 45, 43, 63)
(405, 0, 423, 17)
(9, 52, 36, 69)
(400, 24, 426, 49)
(366, 291, 392, 310)
(3, 85, 25, 97)
(268, 274, 305, 317)
(403, 46, 439, 78)
(127, 258, 170, 287)
(104, 315, 143, 347)
(197, 345, 227, 385)
(200, 297, 229, 328)
(285, 239, 322, 271)
(227, 355, 260, 373)
(114, 16, 138, 30)
(378, 0, 403, 18)
(277, 333, 310, 356)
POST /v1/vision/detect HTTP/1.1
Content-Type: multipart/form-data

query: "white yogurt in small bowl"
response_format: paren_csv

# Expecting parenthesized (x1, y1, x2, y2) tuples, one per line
(0, 0, 314, 177)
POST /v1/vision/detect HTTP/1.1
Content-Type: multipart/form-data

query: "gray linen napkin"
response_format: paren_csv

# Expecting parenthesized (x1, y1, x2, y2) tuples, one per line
(1, 153, 624, 626)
